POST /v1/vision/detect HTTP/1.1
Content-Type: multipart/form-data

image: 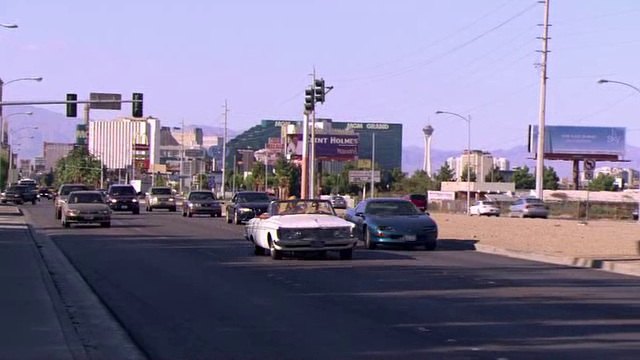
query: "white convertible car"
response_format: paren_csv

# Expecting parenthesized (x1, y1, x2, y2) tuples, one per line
(245, 199, 357, 260)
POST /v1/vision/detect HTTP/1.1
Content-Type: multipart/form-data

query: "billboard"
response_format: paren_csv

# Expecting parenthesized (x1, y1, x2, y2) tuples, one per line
(528, 125, 625, 160)
(286, 134, 359, 160)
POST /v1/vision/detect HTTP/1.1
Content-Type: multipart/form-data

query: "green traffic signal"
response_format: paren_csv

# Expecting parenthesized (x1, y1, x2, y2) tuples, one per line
(66, 93, 77, 117)
(132, 92, 143, 117)
(304, 88, 314, 112)
(314, 78, 325, 103)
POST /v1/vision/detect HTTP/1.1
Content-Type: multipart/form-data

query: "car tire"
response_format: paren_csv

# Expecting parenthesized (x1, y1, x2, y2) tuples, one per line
(187, 209, 193, 217)
(269, 238, 282, 260)
(254, 244, 265, 256)
(147, 206, 152, 212)
(133, 209, 140, 215)
(55, 208, 61, 220)
(364, 228, 376, 250)
(101, 222, 111, 228)
(234, 212, 241, 225)
(210, 213, 215, 218)
(62, 217, 70, 228)
(425, 241, 437, 251)
(226, 211, 232, 224)
(182, 210, 187, 217)
(32, 199, 36, 205)
(339, 248, 353, 260)
(170, 207, 176, 212)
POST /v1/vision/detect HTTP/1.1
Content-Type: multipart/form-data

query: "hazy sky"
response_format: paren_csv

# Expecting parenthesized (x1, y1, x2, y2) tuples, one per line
(2, 0, 640, 154)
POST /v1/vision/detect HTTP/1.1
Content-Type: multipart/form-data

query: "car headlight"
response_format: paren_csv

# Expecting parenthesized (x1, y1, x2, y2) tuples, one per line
(168, 198, 175, 202)
(278, 228, 304, 240)
(110, 199, 118, 203)
(332, 228, 352, 238)
(132, 198, 138, 203)
(239, 207, 253, 213)
(151, 196, 158, 202)
(100, 210, 110, 215)
(65, 209, 79, 216)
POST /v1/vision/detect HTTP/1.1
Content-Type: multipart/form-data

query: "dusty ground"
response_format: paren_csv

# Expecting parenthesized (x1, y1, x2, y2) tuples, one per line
(431, 213, 640, 258)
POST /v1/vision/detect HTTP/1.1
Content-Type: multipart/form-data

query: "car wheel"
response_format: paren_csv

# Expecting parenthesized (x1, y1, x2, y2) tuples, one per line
(62, 216, 70, 228)
(269, 238, 282, 260)
(364, 228, 376, 249)
(170, 207, 176, 212)
(234, 212, 241, 225)
(210, 213, 216, 218)
(182, 209, 187, 217)
(254, 244, 266, 256)
(32, 199, 36, 205)
(101, 222, 111, 228)
(339, 248, 353, 260)
(56, 208, 61, 220)
(187, 209, 193, 217)
(424, 240, 437, 251)
(226, 211, 232, 223)
(133, 209, 140, 215)
(147, 206, 152, 212)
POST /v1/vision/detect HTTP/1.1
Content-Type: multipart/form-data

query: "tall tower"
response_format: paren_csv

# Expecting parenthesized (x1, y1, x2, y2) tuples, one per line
(423, 125, 434, 175)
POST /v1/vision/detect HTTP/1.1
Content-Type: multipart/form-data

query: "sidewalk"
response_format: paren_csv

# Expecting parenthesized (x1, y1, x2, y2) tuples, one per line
(0, 205, 84, 360)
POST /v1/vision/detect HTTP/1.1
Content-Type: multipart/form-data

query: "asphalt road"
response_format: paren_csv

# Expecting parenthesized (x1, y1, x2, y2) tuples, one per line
(25, 201, 640, 359)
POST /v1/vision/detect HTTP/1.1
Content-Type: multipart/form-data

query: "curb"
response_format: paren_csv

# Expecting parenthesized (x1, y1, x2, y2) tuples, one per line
(23, 209, 147, 360)
(474, 244, 640, 277)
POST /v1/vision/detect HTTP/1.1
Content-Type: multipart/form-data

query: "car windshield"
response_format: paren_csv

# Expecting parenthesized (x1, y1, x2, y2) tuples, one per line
(61, 185, 89, 195)
(366, 201, 419, 216)
(69, 193, 104, 204)
(189, 192, 214, 201)
(8, 186, 27, 193)
(524, 198, 543, 204)
(151, 188, 172, 195)
(410, 194, 426, 201)
(274, 200, 334, 215)
(237, 193, 270, 202)
(110, 186, 135, 196)
(482, 201, 496, 206)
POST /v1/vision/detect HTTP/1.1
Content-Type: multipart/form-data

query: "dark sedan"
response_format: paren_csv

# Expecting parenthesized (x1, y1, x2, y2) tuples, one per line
(182, 191, 222, 217)
(1, 185, 37, 205)
(344, 198, 438, 250)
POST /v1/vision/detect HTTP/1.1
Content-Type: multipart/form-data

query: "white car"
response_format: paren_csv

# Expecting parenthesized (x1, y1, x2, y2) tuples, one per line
(469, 200, 501, 217)
(245, 199, 357, 260)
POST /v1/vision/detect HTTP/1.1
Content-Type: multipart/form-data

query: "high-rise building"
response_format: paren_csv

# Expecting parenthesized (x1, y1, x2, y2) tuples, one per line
(422, 125, 434, 175)
(43, 142, 75, 172)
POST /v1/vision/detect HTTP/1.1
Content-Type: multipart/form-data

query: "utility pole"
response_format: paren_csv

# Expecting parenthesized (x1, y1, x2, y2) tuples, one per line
(309, 69, 317, 199)
(180, 119, 185, 194)
(535, 0, 551, 200)
(221, 100, 229, 199)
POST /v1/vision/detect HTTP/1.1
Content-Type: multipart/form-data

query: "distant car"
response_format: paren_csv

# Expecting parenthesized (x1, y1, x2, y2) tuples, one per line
(106, 184, 140, 214)
(182, 190, 221, 217)
(402, 193, 427, 212)
(1, 185, 28, 204)
(55, 184, 91, 219)
(60, 190, 111, 228)
(508, 197, 549, 219)
(329, 195, 347, 209)
(145, 186, 177, 212)
(245, 199, 357, 260)
(344, 198, 438, 250)
(469, 200, 501, 216)
(38, 187, 54, 200)
(225, 191, 272, 225)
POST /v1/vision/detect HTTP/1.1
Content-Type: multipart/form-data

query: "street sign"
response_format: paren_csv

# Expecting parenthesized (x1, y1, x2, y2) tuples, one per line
(584, 170, 594, 180)
(348, 170, 380, 183)
(89, 92, 122, 110)
(584, 159, 596, 171)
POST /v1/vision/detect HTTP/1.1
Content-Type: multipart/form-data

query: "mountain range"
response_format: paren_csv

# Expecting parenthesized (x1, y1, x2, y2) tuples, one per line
(6, 106, 640, 179)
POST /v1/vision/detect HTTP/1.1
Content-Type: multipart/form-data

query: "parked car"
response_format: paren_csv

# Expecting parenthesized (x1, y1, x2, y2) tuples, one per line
(508, 197, 549, 219)
(469, 200, 501, 216)
(402, 193, 427, 212)
(145, 186, 177, 212)
(345, 198, 438, 250)
(226, 191, 272, 225)
(106, 184, 140, 214)
(60, 190, 111, 228)
(329, 195, 347, 209)
(245, 199, 357, 260)
(182, 191, 221, 217)
(55, 184, 92, 219)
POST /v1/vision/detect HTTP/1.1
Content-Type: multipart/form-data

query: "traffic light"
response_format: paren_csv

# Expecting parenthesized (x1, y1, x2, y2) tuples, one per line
(314, 78, 325, 103)
(132, 92, 143, 118)
(66, 93, 77, 117)
(304, 87, 314, 112)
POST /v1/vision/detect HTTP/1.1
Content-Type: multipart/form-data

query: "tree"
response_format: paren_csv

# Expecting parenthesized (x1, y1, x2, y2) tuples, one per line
(543, 166, 559, 190)
(435, 163, 454, 182)
(485, 166, 504, 182)
(512, 166, 535, 189)
(588, 173, 616, 191)
(54, 147, 102, 188)
(460, 165, 476, 182)
(273, 155, 300, 198)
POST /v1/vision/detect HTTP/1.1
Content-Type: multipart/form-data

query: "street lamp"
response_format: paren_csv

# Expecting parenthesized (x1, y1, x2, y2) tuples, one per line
(597, 78, 640, 222)
(8, 136, 34, 183)
(1, 76, 43, 144)
(435, 110, 472, 215)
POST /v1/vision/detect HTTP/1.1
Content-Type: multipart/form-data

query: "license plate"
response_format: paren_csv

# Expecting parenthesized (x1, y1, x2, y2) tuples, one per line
(120, 205, 128, 209)
(85, 216, 94, 220)
(405, 235, 417, 241)
(310, 240, 325, 248)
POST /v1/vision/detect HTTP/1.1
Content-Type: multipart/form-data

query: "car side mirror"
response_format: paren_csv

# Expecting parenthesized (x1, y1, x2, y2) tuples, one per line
(259, 213, 270, 219)
(355, 212, 365, 218)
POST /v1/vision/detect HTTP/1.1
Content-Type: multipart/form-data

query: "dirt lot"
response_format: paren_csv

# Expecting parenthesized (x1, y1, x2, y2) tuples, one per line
(431, 213, 640, 258)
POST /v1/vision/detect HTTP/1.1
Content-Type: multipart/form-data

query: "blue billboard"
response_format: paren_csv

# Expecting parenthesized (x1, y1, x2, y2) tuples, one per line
(528, 125, 625, 160)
